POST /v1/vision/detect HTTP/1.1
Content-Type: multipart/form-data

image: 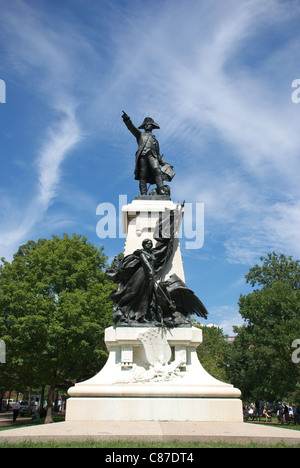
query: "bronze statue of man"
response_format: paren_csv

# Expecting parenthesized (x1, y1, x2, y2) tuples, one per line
(122, 111, 173, 195)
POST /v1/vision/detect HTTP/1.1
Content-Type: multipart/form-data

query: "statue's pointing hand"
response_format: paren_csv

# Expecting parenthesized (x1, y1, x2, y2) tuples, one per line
(122, 110, 130, 122)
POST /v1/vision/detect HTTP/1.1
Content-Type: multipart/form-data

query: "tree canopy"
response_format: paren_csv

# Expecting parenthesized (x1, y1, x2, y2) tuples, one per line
(0, 234, 114, 417)
(196, 324, 232, 383)
(229, 252, 300, 402)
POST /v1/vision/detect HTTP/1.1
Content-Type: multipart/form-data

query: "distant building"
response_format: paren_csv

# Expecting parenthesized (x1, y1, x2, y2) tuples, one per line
(225, 336, 235, 344)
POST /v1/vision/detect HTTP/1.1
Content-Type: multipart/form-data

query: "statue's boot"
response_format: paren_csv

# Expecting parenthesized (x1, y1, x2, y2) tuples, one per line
(155, 171, 165, 195)
(139, 179, 148, 195)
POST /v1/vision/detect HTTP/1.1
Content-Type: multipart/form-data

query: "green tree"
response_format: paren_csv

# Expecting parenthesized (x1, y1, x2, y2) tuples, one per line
(0, 234, 114, 421)
(229, 252, 300, 402)
(196, 324, 232, 383)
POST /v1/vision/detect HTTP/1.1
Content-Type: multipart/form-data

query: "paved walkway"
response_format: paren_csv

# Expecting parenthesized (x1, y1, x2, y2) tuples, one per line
(0, 420, 300, 446)
(0, 412, 32, 428)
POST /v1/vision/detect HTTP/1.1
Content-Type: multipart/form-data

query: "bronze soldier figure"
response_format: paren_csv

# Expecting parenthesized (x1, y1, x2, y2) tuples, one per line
(122, 111, 173, 195)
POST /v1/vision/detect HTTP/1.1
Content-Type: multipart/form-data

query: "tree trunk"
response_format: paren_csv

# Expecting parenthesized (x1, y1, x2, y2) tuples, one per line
(40, 385, 45, 416)
(26, 386, 32, 416)
(44, 386, 54, 424)
(54, 389, 59, 412)
(6, 391, 11, 411)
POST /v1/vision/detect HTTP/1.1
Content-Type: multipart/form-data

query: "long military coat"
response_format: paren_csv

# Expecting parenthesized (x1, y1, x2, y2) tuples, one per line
(123, 117, 166, 184)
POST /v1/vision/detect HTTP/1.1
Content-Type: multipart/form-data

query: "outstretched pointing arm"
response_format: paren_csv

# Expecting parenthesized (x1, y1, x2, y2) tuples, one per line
(121, 111, 141, 140)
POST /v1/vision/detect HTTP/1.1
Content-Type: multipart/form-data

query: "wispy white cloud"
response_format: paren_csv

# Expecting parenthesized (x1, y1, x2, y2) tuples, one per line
(0, 1, 84, 259)
(37, 109, 82, 210)
(87, 0, 300, 266)
(1, 0, 300, 269)
(0, 108, 82, 259)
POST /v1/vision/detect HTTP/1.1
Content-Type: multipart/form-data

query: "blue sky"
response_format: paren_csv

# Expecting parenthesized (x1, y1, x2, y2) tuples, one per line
(1, 0, 300, 334)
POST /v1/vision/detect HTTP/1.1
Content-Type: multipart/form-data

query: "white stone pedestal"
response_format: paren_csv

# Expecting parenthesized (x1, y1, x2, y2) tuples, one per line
(66, 198, 243, 422)
(66, 326, 243, 422)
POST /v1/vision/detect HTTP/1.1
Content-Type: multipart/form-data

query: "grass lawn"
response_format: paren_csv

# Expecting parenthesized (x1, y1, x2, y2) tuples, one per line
(0, 440, 299, 448)
(247, 421, 300, 431)
(0, 413, 65, 431)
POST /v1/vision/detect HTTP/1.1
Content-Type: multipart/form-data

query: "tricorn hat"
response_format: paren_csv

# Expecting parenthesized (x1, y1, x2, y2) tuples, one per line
(138, 117, 160, 130)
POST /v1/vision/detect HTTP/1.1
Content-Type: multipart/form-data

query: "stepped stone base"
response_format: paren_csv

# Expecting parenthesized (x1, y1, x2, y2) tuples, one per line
(66, 326, 243, 422)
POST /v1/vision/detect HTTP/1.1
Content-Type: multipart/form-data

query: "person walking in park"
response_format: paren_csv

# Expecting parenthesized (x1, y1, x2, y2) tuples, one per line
(12, 401, 20, 423)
